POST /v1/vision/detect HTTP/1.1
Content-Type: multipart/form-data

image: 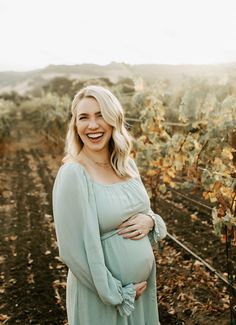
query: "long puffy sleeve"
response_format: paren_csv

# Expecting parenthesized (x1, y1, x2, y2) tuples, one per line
(145, 209, 167, 245)
(128, 158, 167, 245)
(52, 163, 136, 316)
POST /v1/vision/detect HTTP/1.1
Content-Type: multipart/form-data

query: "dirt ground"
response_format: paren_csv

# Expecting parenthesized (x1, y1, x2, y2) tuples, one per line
(0, 113, 233, 324)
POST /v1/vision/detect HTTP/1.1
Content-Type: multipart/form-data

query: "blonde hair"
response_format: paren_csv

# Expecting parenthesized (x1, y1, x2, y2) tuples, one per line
(62, 85, 137, 178)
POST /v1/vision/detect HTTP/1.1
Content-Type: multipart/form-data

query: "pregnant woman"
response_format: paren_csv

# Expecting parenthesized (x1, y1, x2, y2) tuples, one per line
(52, 85, 167, 325)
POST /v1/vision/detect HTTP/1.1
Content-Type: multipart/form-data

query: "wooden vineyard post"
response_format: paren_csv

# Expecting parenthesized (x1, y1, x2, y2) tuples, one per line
(230, 130, 236, 166)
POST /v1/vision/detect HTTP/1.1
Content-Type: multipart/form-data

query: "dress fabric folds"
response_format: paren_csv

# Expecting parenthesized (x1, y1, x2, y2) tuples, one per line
(52, 159, 167, 325)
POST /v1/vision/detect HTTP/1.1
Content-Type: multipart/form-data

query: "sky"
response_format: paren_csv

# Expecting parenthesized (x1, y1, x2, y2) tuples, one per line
(0, 0, 236, 71)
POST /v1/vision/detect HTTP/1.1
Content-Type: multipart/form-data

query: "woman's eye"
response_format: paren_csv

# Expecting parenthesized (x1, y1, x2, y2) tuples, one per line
(78, 114, 102, 120)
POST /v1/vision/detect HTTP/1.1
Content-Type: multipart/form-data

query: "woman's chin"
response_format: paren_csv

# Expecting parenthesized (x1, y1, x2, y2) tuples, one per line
(82, 138, 110, 152)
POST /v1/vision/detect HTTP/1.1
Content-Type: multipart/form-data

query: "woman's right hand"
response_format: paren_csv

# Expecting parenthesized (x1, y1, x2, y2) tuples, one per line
(134, 281, 147, 300)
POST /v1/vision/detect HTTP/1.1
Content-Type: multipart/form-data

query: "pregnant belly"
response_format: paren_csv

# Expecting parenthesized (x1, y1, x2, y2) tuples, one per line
(101, 229, 154, 286)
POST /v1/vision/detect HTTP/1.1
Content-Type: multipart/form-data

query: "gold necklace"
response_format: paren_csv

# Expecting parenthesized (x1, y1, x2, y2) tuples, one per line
(94, 161, 112, 168)
(83, 152, 112, 169)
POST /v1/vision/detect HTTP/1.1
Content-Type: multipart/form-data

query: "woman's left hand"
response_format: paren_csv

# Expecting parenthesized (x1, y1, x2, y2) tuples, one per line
(116, 213, 154, 240)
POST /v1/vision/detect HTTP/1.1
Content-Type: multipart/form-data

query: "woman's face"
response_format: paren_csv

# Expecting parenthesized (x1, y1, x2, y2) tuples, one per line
(76, 97, 113, 153)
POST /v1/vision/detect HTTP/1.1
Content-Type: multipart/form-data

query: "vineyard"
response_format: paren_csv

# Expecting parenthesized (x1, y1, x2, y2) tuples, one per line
(0, 75, 235, 325)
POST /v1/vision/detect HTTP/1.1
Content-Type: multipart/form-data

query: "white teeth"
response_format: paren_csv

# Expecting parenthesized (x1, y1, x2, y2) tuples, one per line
(87, 133, 103, 138)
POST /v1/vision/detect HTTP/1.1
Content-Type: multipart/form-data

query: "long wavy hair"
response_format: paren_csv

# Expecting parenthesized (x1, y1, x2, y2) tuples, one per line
(62, 85, 137, 178)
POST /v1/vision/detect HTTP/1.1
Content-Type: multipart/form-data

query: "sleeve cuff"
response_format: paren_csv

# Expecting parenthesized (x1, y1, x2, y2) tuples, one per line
(146, 210, 167, 244)
(116, 283, 136, 316)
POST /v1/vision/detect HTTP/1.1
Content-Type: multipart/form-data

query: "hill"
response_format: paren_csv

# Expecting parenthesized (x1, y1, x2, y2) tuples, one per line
(0, 61, 235, 95)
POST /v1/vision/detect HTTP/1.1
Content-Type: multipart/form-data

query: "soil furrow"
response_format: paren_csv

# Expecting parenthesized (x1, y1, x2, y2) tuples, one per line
(154, 196, 236, 275)
(1, 149, 65, 324)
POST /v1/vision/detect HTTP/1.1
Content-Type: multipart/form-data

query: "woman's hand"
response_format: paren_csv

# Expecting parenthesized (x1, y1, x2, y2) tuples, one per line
(134, 281, 148, 300)
(116, 213, 154, 240)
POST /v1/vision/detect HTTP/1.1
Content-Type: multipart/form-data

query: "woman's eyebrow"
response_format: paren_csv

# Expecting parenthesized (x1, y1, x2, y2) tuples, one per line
(78, 111, 101, 116)
(78, 112, 87, 116)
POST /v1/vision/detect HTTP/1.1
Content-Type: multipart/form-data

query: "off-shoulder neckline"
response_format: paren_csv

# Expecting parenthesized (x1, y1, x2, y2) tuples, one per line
(64, 161, 138, 187)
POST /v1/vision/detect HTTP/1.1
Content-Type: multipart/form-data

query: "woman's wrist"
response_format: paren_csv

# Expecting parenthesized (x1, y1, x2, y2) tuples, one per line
(145, 214, 155, 231)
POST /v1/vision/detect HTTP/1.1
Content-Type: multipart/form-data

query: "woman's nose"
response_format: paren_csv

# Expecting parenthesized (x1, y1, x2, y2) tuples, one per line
(88, 118, 99, 129)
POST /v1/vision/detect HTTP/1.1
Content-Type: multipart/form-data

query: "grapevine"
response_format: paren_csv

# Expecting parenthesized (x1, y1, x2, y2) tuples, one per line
(131, 82, 236, 243)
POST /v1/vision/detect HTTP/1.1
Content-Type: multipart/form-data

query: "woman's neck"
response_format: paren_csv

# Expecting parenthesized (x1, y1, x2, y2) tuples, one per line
(81, 147, 111, 165)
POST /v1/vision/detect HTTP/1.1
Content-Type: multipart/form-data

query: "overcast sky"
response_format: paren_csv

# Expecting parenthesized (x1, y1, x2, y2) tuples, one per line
(0, 0, 236, 71)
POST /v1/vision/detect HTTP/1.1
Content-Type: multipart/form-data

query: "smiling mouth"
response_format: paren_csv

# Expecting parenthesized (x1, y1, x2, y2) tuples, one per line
(87, 132, 104, 139)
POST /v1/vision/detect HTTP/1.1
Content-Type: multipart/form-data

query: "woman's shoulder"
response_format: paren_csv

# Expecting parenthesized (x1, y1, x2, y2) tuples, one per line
(53, 161, 91, 198)
(56, 161, 86, 180)
(128, 157, 139, 174)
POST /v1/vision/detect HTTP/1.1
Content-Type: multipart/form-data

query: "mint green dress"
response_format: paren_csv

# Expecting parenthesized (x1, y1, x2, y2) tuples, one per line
(52, 159, 167, 325)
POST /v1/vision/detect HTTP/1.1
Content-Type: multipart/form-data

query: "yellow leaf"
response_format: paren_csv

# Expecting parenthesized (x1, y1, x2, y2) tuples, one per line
(147, 170, 157, 177)
(202, 191, 209, 200)
(222, 147, 233, 160)
(191, 214, 199, 222)
(163, 174, 172, 183)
